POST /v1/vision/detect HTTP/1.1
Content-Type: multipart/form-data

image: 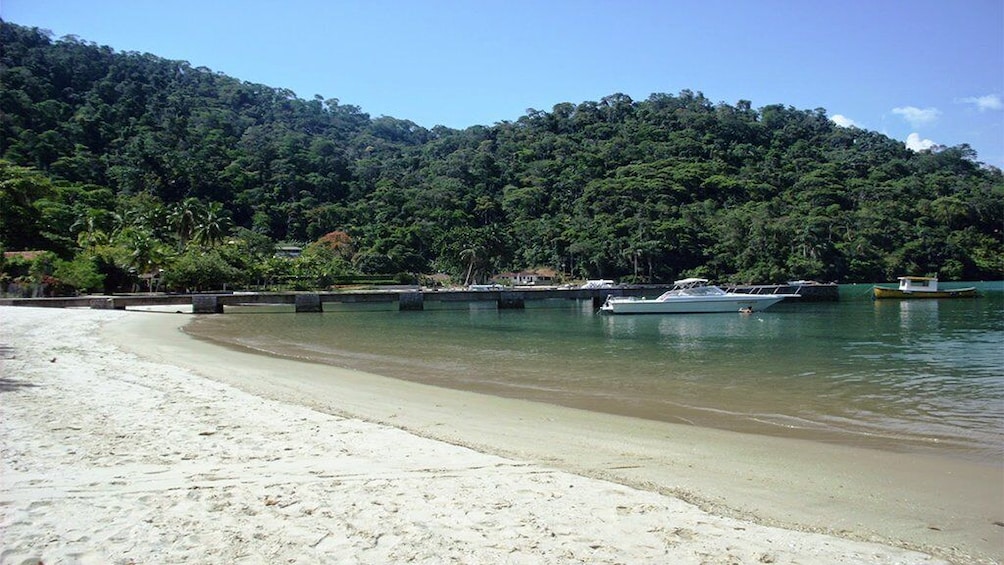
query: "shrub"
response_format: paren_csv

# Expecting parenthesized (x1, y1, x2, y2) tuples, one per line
(54, 255, 105, 293)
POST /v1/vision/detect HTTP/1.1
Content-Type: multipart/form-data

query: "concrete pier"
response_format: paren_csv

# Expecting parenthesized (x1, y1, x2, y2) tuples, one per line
(1, 283, 834, 312)
(398, 292, 424, 311)
(294, 294, 322, 313)
(192, 295, 223, 314)
(498, 291, 525, 309)
(88, 297, 122, 310)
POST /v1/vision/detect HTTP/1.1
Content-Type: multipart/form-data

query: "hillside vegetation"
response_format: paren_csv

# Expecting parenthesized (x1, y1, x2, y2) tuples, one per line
(2, 21, 1001, 294)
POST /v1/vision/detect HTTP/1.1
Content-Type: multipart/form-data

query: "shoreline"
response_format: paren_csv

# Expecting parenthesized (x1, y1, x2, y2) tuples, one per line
(183, 306, 1001, 465)
(2, 307, 1001, 563)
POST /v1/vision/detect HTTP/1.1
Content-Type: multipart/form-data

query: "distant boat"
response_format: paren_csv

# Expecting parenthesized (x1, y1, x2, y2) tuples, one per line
(873, 276, 977, 299)
(600, 278, 788, 314)
(468, 284, 505, 291)
(581, 279, 616, 289)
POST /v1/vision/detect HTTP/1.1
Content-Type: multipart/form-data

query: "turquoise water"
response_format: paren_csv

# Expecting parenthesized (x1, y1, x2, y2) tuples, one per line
(187, 282, 1004, 463)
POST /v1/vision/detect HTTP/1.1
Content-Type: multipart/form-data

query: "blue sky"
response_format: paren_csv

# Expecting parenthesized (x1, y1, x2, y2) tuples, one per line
(4, 0, 1003, 168)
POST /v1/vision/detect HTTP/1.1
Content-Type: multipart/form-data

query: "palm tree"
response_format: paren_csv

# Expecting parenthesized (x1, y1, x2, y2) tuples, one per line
(460, 245, 480, 286)
(168, 198, 201, 249)
(192, 201, 231, 248)
(118, 227, 171, 291)
(71, 207, 121, 245)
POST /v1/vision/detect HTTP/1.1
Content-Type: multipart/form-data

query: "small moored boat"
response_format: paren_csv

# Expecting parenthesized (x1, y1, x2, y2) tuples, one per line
(872, 276, 977, 299)
(600, 278, 788, 314)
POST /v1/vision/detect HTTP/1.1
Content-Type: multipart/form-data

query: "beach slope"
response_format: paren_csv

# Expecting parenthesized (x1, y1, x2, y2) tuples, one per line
(0, 307, 995, 564)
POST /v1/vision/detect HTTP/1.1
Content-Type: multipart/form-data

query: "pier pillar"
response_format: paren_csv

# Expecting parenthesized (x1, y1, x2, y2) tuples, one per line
(498, 291, 525, 309)
(399, 292, 424, 311)
(295, 293, 322, 313)
(89, 297, 122, 310)
(192, 295, 224, 314)
(593, 290, 623, 310)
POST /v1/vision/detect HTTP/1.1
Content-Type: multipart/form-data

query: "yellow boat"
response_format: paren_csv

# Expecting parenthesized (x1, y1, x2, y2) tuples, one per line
(873, 276, 978, 299)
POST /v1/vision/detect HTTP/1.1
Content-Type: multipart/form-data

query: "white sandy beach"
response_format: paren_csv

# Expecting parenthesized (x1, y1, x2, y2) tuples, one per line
(1, 306, 1000, 564)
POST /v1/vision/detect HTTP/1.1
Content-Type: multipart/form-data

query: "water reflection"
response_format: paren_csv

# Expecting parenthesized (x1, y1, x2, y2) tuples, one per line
(872, 298, 941, 331)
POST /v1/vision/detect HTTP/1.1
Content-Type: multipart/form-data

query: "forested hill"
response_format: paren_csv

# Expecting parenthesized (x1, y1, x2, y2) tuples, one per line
(2, 21, 1001, 291)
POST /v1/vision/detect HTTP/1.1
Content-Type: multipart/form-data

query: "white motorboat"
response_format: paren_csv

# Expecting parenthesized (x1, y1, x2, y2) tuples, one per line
(599, 278, 788, 314)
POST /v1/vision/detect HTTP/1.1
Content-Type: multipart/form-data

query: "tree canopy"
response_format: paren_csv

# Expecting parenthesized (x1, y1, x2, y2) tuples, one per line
(2, 21, 1001, 294)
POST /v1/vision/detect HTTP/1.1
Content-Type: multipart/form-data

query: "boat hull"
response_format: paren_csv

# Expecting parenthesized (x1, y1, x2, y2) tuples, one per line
(872, 286, 978, 299)
(600, 295, 785, 314)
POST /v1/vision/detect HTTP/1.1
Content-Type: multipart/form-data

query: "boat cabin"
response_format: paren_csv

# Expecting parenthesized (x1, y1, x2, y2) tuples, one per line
(898, 276, 939, 292)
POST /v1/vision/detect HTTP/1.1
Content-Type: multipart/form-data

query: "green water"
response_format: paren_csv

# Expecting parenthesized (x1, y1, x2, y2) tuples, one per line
(186, 282, 1004, 463)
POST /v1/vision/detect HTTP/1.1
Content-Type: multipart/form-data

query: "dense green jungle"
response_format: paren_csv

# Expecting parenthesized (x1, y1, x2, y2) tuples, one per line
(2, 21, 1002, 295)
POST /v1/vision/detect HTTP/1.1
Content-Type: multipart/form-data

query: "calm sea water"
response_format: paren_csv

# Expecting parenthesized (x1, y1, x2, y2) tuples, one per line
(186, 282, 1004, 463)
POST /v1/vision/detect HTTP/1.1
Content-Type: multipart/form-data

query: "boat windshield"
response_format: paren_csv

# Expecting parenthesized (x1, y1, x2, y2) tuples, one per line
(658, 283, 726, 299)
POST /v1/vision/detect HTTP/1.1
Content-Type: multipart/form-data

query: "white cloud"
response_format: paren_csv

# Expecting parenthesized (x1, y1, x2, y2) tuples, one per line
(905, 132, 937, 152)
(892, 106, 941, 127)
(830, 114, 859, 128)
(960, 94, 1003, 111)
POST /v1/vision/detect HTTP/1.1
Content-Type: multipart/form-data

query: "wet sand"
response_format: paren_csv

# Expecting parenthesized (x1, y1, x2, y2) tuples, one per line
(2, 307, 1001, 563)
